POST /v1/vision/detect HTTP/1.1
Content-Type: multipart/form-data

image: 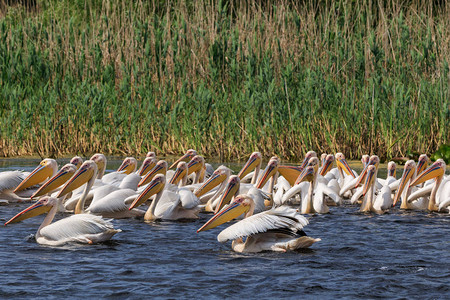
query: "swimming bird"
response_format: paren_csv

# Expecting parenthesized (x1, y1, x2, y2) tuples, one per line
(197, 194, 320, 253)
(360, 161, 392, 214)
(4, 195, 121, 246)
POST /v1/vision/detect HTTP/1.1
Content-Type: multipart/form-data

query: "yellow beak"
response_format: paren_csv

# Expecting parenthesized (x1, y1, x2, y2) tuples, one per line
(409, 162, 444, 187)
(31, 166, 76, 199)
(129, 179, 165, 210)
(362, 167, 376, 196)
(14, 162, 54, 193)
(319, 158, 333, 176)
(169, 153, 193, 170)
(139, 158, 157, 176)
(56, 165, 94, 198)
(169, 167, 187, 185)
(295, 166, 315, 184)
(5, 199, 52, 225)
(138, 163, 166, 187)
(277, 165, 303, 186)
(194, 171, 226, 197)
(238, 156, 261, 179)
(214, 179, 240, 214)
(393, 167, 414, 205)
(117, 160, 135, 174)
(256, 164, 277, 189)
(336, 158, 355, 178)
(197, 201, 249, 232)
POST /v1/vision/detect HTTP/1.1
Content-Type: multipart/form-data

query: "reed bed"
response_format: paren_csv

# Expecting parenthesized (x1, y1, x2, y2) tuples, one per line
(0, 0, 448, 161)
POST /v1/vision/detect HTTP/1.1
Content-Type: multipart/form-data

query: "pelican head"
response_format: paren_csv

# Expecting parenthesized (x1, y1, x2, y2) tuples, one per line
(169, 149, 197, 169)
(214, 175, 240, 214)
(169, 161, 188, 185)
(355, 155, 380, 188)
(69, 156, 83, 169)
(387, 161, 397, 177)
(31, 163, 78, 199)
(129, 174, 166, 210)
(138, 160, 168, 187)
(335, 153, 355, 178)
(197, 194, 254, 233)
(14, 158, 58, 193)
(361, 155, 370, 168)
(320, 154, 334, 176)
(256, 156, 279, 189)
(90, 153, 107, 177)
(409, 159, 445, 187)
(296, 166, 316, 185)
(416, 154, 429, 177)
(194, 166, 230, 197)
(187, 155, 205, 175)
(139, 157, 158, 176)
(56, 160, 97, 198)
(5, 196, 58, 225)
(393, 160, 416, 206)
(117, 157, 138, 174)
(320, 153, 328, 166)
(300, 151, 317, 169)
(146, 151, 156, 159)
(238, 152, 262, 179)
(362, 165, 377, 196)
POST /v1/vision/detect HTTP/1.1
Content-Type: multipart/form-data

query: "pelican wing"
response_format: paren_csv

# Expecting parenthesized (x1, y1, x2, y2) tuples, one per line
(178, 188, 200, 209)
(154, 190, 181, 218)
(39, 214, 118, 243)
(88, 189, 136, 213)
(0, 171, 27, 191)
(217, 207, 309, 243)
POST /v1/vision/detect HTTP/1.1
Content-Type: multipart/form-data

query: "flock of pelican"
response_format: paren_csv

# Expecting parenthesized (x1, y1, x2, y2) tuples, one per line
(1, 150, 449, 252)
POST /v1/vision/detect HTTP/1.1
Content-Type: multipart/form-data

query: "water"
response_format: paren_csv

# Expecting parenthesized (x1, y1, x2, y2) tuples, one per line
(0, 158, 449, 299)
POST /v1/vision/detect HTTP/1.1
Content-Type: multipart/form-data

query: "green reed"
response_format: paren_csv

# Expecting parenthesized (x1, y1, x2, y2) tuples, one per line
(0, 0, 448, 161)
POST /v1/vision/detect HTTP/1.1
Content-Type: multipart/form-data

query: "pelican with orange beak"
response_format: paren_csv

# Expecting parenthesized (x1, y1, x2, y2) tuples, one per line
(408, 159, 446, 212)
(129, 174, 200, 221)
(197, 195, 320, 253)
(13, 159, 58, 194)
(30, 163, 78, 199)
(4, 195, 121, 246)
(360, 162, 392, 214)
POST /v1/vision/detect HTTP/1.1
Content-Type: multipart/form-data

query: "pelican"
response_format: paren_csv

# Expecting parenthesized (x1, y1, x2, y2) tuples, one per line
(0, 159, 59, 202)
(30, 163, 78, 199)
(392, 160, 427, 210)
(277, 151, 317, 186)
(4, 195, 121, 246)
(194, 165, 231, 205)
(58, 160, 145, 218)
(128, 174, 200, 221)
(409, 159, 447, 212)
(238, 152, 262, 184)
(360, 161, 392, 214)
(197, 194, 320, 253)
(138, 157, 157, 177)
(90, 154, 137, 185)
(69, 156, 83, 169)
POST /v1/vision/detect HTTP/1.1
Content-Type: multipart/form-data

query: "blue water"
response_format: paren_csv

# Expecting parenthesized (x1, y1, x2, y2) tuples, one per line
(0, 158, 449, 299)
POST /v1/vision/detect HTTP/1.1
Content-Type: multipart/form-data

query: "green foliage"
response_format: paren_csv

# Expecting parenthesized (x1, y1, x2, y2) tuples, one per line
(431, 144, 450, 163)
(0, 0, 448, 160)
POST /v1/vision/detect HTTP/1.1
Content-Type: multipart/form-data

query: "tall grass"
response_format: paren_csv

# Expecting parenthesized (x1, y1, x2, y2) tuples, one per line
(0, 0, 448, 161)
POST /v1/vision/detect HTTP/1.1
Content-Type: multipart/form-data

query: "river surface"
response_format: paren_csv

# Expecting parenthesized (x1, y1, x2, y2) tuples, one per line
(0, 158, 448, 299)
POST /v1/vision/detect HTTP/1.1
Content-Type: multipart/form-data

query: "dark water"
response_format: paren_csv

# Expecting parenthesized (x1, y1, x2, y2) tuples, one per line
(0, 158, 449, 299)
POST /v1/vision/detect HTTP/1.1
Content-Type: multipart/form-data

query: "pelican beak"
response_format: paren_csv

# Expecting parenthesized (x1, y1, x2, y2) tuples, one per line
(31, 167, 75, 199)
(393, 168, 413, 206)
(214, 179, 239, 214)
(169, 166, 187, 185)
(319, 158, 333, 176)
(117, 161, 134, 174)
(295, 166, 315, 184)
(197, 201, 250, 232)
(362, 167, 376, 196)
(277, 165, 303, 186)
(256, 164, 277, 189)
(138, 164, 166, 187)
(388, 166, 396, 178)
(354, 165, 369, 188)
(238, 156, 261, 179)
(187, 160, 201, 175)
(336, 157, 355, 178)
(5, 199, 51, 225)
(56, 164, 94, 198)
(194, 171, 226, 197)
(416, 158, 428, 177)
(409, 162, 444, 187)
(169, 153, 192, 170)
(14, 162, 54, 193)
(129, 179, 164, 210)
(139, 159, 157, 176)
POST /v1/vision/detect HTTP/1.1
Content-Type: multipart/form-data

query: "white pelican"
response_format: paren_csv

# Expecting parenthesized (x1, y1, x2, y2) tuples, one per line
(238, 152, 262, 184)
(360, 161, 392, 214)
(392, 160, 427, 210)
(409, 159, 447, 212)
(194, 165, 231, 205)
(90, 154, 137, 185)
(138, 157, 157, 177)
(128, 174, 200, 221)
(277, 151, 317, 186)
(69, 156, 83, 169)
(197, 194, 320, 253)
(30, 163, 78, 199)
(138, 160, 169, 187)
(1, 159, 59, 202)
(58, 160, 145, 218)
(5, 195, 121, 246)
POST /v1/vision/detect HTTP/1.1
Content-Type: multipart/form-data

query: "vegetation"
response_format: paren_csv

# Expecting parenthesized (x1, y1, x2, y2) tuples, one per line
(0, 0, 448, 161)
